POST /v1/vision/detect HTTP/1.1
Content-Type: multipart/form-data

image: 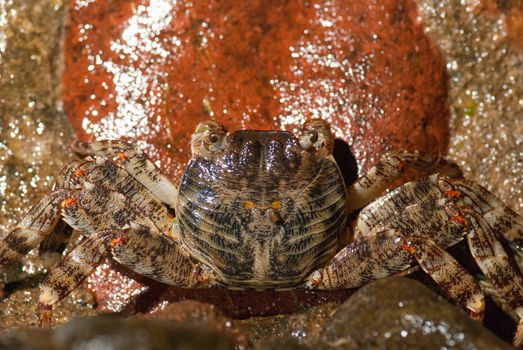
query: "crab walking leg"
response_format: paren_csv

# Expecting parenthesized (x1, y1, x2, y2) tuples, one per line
(71, 140, 178, 208)
(354, 175, 523, 246)
(465, 214, 523, 346)
(446, 178, 523, 248)
(354, 186, 470, 247)
(305, 229, 485, 319)
(38, 229, 114, 325)
(0, 189, 72, 266)
(408, 236, 485, 320)
(346, 151, 462, 213)
(354, 174, 449, 236)
(38, 220, 74, 268)
(38, 225, 204, 326)
(304, 229, 414, 289)
(58, 159, 174, 232)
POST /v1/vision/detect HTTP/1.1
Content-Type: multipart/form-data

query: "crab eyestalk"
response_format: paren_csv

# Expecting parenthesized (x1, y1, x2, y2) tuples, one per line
(191, 120, 228, 156)
(299, 118, 334, 155)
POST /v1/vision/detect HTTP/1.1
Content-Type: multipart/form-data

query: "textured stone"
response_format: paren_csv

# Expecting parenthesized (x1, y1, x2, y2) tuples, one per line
(0, 1, 72, 241)
(138, 300, 250, 350)
(417, 0, 523, 216)
(319, 277, 512, 350)
(238, 303, 338, 348)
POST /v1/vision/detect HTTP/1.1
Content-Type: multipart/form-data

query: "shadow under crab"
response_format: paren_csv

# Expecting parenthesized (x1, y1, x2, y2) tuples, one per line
(1, 120, 523, 347)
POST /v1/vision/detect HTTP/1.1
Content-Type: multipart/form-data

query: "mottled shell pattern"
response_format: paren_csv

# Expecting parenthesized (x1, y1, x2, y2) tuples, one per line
(176, 120, 348, 289)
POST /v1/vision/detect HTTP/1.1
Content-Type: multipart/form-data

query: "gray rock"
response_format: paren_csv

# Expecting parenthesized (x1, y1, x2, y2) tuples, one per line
(320, 277, 512, 350)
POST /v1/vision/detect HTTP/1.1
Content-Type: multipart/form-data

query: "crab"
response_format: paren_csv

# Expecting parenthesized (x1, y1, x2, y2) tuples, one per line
(1, 119, 523, 345)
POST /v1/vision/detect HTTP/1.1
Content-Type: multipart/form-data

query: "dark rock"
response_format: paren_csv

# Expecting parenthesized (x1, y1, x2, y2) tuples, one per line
(254, 338, 313, 350)
(0, 316, 235, 350)
(320, 277, 512, 349)
(137, 300, 250, 350)
(238, 302, 338, 347)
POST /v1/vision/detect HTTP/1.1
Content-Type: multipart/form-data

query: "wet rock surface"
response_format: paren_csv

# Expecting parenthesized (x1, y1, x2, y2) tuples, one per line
(0, 281, 515, 350)
(0, 0, 73, 234)
(0, 0, 97, 327)
(418, 0, 523, 215)
(138, 300, 251, 349)
(319, 277, 512, 350)
(0, 287, 98, 329)
(238, 303, 338, 349)
(62, 0, 450, 180)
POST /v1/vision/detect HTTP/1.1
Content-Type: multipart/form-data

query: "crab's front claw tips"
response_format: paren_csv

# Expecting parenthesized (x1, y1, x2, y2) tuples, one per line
(38, 303, 54, 328)
(513, 319, 523, 348)
(466, 309, 484, 323)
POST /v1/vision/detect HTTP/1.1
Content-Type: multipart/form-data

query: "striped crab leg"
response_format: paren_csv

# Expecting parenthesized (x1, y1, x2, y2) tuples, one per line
(353, 174, 523, 248)
(0, 189, 72, 295)
(306, 233, 485, 321)
(346, 150, 462, 213)
(38, 223, 210, 326)
(35, 182, 213, 326)
(58, 158, 175, 233)
(465, 212, 523, 347)
(0, 189, 73, 265)
(71, 140, 178, 208)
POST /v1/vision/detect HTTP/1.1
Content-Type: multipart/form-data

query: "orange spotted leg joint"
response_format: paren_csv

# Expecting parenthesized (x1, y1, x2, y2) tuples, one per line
(402, 241, 417, 255)
(60, 198, 77, 208)
(109, 237, 127, 247)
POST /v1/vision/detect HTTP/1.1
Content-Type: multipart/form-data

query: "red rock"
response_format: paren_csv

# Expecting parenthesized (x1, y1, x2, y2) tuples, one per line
(63, 0, 448, 178)
(63, 0, 450, 316)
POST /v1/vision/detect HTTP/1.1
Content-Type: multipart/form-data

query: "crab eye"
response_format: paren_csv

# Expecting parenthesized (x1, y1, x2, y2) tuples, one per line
(298, 119, 334, 155)
(308, 131, 318, 143)
(209, 133, 219, 144)
(191, 120, 228, 156)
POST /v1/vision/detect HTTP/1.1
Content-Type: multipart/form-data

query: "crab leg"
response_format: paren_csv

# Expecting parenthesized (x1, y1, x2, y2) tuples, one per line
(0, 189, 72, 266)
(60, 182, 155, 234)
(38, 229, 114, 325)
(447, 178, 523, 248)
(346, 151, 462, 212)
(354, 175, 523, 248)
(354, 174, 447, 236)
(465, 213, 523, 346)
(407, 236, 485, 320)
(305, 227, 485, 319)
(38, 220, 74, 268)
(71, 140, 178, 208)
(38, 224, 205, 326)
(58, 159, 174, 233)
